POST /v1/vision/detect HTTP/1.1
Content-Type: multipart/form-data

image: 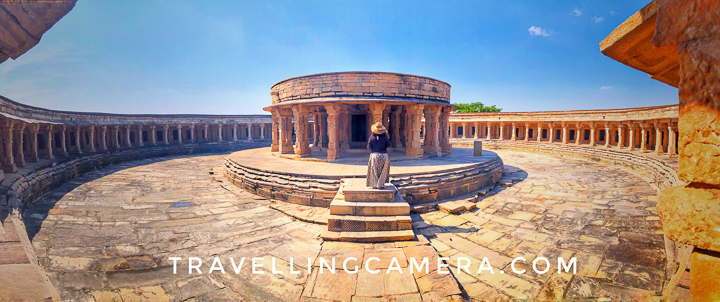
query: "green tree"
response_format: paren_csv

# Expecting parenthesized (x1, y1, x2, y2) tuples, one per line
(452, 102, 502, 113)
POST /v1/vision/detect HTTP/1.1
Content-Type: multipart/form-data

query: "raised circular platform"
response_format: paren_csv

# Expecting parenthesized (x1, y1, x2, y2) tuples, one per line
(223, 147, 503, 206)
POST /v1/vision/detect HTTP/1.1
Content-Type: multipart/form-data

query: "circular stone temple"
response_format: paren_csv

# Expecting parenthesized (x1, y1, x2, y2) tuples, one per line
(265, 72, 456, 160)
(224, 72, 503, 209)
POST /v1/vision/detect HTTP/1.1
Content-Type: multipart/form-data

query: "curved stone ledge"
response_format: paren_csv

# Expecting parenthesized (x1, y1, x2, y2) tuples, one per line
(223, 150, 503, 207)
(453, 140, 681, 191)
(6, 141, 269, 214)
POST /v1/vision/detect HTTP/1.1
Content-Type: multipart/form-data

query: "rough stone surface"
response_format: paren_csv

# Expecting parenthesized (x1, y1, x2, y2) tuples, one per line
(658, 184, 720, 251)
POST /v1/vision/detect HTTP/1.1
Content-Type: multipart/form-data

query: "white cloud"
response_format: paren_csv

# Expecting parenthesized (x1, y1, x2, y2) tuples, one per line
(592, 16, 604, 23)
(572, 8, 582, 16)
(528, 26, 552, 37)
(601, 86, 611, 90)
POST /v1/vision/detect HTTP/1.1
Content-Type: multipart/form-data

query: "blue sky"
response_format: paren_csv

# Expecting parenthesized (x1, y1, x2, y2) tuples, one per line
(0, 0, 677, 114)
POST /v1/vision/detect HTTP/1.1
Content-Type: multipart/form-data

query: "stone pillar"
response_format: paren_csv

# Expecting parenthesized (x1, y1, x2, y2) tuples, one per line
(125, 125, 132, 148)
(149, 125, 157, 145)
(111, 125, 119, 150)
(260, 123, 265, 139)
(324, 104, 340, 161)
(217, 123, 224, 142)
(423, 106, 441, 155)
(60, 125, 69, 156)
(604, 124, 611, 148)
(485, 122, 491, 140)
(575, 124, 582, 145)
(72, 125, 81, 155)
(617, 124, 624, 149)
(163, 125, 170, 145)
(88, 126, 96, 152)
(271, 111, 280, 152)
(440, 107, 452, 153)
(640, 124, 648, 152)
(292, 105, 310, 155)
(44, 125, 54, 159)
(247, 123, 252, 141)
(499, 123, 505, 140)
(589, 123, 596, 147)
(203, 124, 209, 142)
(628, 125, 636, 151)
(524, 123, 530, 141)
(392, 110, 402, 147)
(229, 124, 235, 142)
(340, 105, 351, 150)
(189, 124, 195, 143)
(406, 104, 425, 157)
(548, 124, 555, 143)
(667, 124, 677, 157)
(561, 123, 568, 144)
(462, 122, 469, 139)
(510, 123, 517, 140)
(369, 103, 386, 125)
(474, 122, 480, 139)
(177, 124, 183, 144)
(279, 110, 294, 154)
(654, 123, 663, 155)
(536, 123, 542, 142)
(319, 113, 328, 148)
(13, 124, 25, 167)
(136, 125, 144, 147)
(99, 126, 107, 151)
(28, 125, 40, 162)
(2, 121, 17, 173)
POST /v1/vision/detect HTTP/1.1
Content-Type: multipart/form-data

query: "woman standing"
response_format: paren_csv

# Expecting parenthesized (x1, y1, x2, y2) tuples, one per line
(366, 122, 392, 189)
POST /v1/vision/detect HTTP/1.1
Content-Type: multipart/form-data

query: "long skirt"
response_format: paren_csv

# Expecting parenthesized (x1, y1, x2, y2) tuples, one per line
(366, 152, 390, 189)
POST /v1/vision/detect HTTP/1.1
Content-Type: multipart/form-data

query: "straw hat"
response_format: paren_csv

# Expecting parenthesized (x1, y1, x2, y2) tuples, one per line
(371, 122, 386, 135)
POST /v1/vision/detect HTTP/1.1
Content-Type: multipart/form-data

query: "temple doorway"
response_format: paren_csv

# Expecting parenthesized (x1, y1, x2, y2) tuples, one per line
(351, 114, 368, 148)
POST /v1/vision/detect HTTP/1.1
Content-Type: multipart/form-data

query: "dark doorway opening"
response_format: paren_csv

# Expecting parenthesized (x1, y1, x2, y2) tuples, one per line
(351, 114, 367, 145)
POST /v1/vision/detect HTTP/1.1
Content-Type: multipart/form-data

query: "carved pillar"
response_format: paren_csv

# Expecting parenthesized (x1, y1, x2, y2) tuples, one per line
(617, 124, 624, 149)
(124, 125, 132, 148)
(163, 125, 170, 145)
(324, 104, 340, 161)
(548, 124, 555, 143)
(319, 113, 328, 148)
(217, 123, 224, 142)
(28, 125, 40, 162)
(406, 104, 425, 157)
(369, 103, 386, 125)
(44, 125, 54, 159)
(473, 122, 480, 139)
(60, 125, 69, 156)
(88, 126, 96, 152)
(271, 111, 280, 152)
(189, 124, 195, 143)
(524, 123, 530, 141)
(177, 124, 183, 144)
(423, 106, 441, 154)
(640, 124, 648, 152)
(575, 124, 582, 145)
(203, 124, 209, 142)
(510, 123, 517, 140)
(279, 110, 294, 154)
(667, 124, 677, 157)
(14, 123, 25, 167)
(260, 123, 265, 139)
(628, 125, 636, 151)
(561, 122, 568, 144)
(136, 125, 144, 147)
(392, 109, 402, 147)
(655, 123, 663, 154)
(589, 123, 596, 147)
(462, 122, 469, 139)
(111, 125, 119, 150)
(247, 123, 252, 141)
(2, 121, 17, 173)
(99, 126, 107, 151)
(292, 105, 310, 155)
(440, 107, 452, 153)
(499, 123, 505, 140)
(485, 122, 491, 140)
(148, 125, 157, 145)
(536, 123, 542, 142)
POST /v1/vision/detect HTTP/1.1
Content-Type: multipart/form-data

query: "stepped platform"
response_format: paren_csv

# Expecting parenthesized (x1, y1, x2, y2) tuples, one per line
(323, 178, 414, 242)
(224, 147, 504, 207)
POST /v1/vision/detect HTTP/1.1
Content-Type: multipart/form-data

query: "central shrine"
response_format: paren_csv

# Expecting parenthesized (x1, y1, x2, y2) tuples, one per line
(265, 72, 456, 161)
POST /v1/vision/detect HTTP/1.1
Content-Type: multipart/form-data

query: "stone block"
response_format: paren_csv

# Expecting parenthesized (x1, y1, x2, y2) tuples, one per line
(691, 249, 720, 301)
(658, 184, 720, 251)
(473, 140, 483, 156)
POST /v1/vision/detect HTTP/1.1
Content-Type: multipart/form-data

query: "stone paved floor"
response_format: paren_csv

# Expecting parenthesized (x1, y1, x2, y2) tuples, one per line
(25, 150, 666, 301)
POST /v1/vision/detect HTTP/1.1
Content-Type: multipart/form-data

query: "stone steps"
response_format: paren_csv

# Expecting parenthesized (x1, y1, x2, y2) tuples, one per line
(327, 215, 412, 232)
(321, 230, 416, 243)
(324, 178, 414, 243)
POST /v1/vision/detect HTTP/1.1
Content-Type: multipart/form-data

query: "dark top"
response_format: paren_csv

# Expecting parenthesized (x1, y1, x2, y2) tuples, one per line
(367, 133, 391, 153)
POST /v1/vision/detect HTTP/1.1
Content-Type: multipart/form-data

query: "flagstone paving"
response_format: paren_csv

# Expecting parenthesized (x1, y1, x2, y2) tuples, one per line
(24, 149, 666, 301)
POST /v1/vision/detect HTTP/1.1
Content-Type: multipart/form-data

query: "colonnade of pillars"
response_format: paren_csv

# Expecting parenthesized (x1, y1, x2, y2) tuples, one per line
(0, 120, 270, 174)
(271, 103, 454, 161)
(446, 120, 679, 158)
